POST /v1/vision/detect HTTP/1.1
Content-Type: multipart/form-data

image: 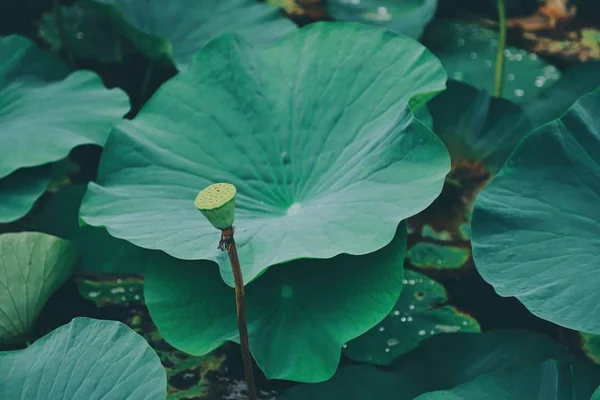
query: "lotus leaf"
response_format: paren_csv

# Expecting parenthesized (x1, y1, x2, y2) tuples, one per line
(145, 225, 406, 383)
(472, 88, 600, 334)
(42, 0, 298, 69)
(427, 80, 533, 174)
(0, 232, 78, 344)
(0, 317, 166, 399)
(343, 269, 479, 365)
(422, 20, 561, 103)
(414, 360, 600, 400)
(281, 329, 575, 399)
(0, 35, 129, 222)
(0, 35, 129, 179)
(80, 22, 450, 285)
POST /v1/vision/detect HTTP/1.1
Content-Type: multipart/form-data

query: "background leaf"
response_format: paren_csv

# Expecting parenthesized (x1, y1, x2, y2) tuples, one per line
(414, 360, 600, 400)
(343, 269, 479, 365)
(281, 329, 576, 399)
(41, 0, 298, 68)
(0, 317, 166, 399)
(422, 20, 561, 103)
(0, 232, 78, 344)
(472, 88, 600, 334)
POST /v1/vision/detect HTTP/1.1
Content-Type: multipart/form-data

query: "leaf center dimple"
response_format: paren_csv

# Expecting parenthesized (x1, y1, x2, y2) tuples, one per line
(286, 202, 302, 216)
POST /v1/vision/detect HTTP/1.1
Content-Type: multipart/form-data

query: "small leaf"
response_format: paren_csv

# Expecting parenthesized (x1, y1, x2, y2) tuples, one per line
(0, 232, 78, 344)
(343, 270, 479, 364)
(422, 20, 561, 103)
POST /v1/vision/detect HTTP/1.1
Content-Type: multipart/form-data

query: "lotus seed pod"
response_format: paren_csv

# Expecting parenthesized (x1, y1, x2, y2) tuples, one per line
(194, 183, 236, 230)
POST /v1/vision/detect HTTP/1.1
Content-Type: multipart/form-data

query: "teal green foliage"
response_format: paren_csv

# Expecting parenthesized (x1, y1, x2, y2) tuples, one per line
(472, 89, 600, 334)
(0, 318, 166, 399)
(3, 0, 600, 397)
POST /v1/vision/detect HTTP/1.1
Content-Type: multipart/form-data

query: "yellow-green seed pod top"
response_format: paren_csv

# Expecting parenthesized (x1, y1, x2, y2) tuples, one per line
(194, 183, 236, 230)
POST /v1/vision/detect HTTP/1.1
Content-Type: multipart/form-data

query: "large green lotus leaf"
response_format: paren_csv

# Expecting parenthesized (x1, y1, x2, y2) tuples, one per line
(44, 0, 298, 68)
(428, 79, 533, 174)
(280, 329, 576, 399)
(0, 317, 166, 399)
(0, 166, 51, 223)
(326, 0, 437, 38)
(0, 35, 130, 180)
(414, 360, 600, 400)
(31, 184, 149, 274)
(422, 20, 561, 103)
(343, 269, 479, 365)
(145, 225, 406, 383)
(0, 232, 78, 344)
(80, 22, 449, 286)
(471, 88, 600, 334)
(525, 61, 600, 128)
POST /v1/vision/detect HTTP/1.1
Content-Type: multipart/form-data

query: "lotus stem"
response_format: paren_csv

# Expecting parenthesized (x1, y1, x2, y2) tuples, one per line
(194, 183, 258, 400)
(222, 228, 258, 400)
(494, 0, 507, 97)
